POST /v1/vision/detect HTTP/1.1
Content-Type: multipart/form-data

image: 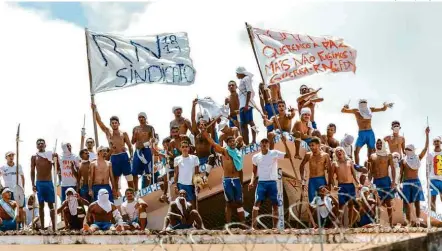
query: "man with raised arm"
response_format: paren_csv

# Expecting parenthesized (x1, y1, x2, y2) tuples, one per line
(259, 82, 282, 133)
(218, 121, 241, 147)
(31, 139, 57, 231)
(88, 146, 118, 203)
(225, 81, 241, 129)
(400, 127, 429, 226)
(236, 66, 257, 145)
(173, 140, 201, 210)
(92, 103, 133, 193)
(330, 147, 361, 227)
(299, 137, 332, 206)
(293, 107, 314, 159)
(202, 131, 245, 223)
(297, 85, 323, 130)
(262, 100, 296, 150)
(429, 136, 442, 211)
(191, 99, 214, 176)
(321, 123, 340, 149)
(367, 138, 396, 227)
(131, 112, 156, 190)
(341, 99, 393, 165)
(249, 138, 290, 229)
(170, 106, 192, 135)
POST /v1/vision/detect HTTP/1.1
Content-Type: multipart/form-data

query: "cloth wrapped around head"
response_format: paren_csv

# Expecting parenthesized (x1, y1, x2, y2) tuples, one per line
(236, 66, 254, 78)
(65, 187, 78, 215)
(405, 144, 421, 170)
(138, 112, 147, 119)
(61, 142, 71, 157)
(172, 106, 182, 113)
(97, 188, 112, 213)
(342, 134, 354, 146)
(433, 136, 441, 143)
(375, 139, 389, 157)
(358, 99, 372, 119)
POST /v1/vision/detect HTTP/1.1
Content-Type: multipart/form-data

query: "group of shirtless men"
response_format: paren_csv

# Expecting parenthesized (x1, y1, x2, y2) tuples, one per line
(0, 66, 441, 232)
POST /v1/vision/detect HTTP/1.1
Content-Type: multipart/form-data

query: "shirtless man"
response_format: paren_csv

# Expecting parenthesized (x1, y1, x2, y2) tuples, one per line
(297, 85, 323, 130)
(92, 104, 134, 192)
(78, 149, 92, 202)
(203, 131, 245, 223)
(57, 188, 88, 230)
(191, 99, 214, 176)
(163, 189, 203, 230)
(299, 137, 332, 206)
(236, 66, 257, 145)
(309, 185, 339, 228)
(31, 138, 56, 231)
(225, 81, 241, 129)
(384, 121, 406, 157)
(341, 99, 392, 165)
(0, 188, 20, 231)
(399, 127, 429, 226)
(322, 123, 340, 149)
(88, 146, 117, 203)
(293, 107, 314, 159)
(132, 112, 156, 191)
(354, 186, 378, 228)
(429, 136, 442, 211)
(259, 82, 282, 132)
(368, 138, 395, 226)
(170, 106, 192, 135)
(169, 126, 184, 157)
(331, 147, 361, 226)
(84, 189, 124, 232)
(263, 100, 296, 149)
(218, 121, 240, 147)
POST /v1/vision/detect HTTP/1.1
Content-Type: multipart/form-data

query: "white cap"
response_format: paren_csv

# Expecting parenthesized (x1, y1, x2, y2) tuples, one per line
(138, 112, 147, 119)
(172, 106, 182, 113)
(97, 145, 108, 152)
(300, 107, 311, 115)
(4, 151, 14, 158)
(236, 66, 247, 74)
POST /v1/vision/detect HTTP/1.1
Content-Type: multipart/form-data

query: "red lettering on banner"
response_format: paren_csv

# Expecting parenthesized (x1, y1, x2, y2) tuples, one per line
(265, 59, 291, 75)
(317, 51, 348, 61)
(269, 67, 310, 84)
(321, 39, 339, 50)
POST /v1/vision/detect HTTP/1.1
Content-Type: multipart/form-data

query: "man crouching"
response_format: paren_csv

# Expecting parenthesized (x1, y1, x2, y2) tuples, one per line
(163, 189, 203, 230)
(83, 189, 124, 232)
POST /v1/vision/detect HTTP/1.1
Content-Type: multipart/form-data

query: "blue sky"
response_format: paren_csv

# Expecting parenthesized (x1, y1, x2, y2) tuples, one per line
(18, 2, 88, 27)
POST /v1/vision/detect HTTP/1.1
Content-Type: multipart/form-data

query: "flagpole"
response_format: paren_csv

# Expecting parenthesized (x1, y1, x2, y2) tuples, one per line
(85, 28, 100, 147)
(244, 22, 299, 180)
(52, 139, 58, 231)
(426, 116, 431, 231)
(15, 124, 20, 230)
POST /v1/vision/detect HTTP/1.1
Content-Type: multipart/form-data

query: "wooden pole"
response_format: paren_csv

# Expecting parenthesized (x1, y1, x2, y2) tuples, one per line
(244, 22, 299, 180)
(15, 124, 20, 230)
(426, 116, 431, 231)
(53, 139, 58, 231)
(85, 28, 100, 147)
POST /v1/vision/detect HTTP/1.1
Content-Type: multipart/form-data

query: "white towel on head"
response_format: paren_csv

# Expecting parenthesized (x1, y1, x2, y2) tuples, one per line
(65, 188, 78, 216)
(404, 144, 421, 170)
(97, 189, 112, 213)
(236, 66, 254, 78)
(358, 99, 372, 119)
(172, 106, 182, 113)
(175, 197, 188, 216)
(376, 139, 389, 157)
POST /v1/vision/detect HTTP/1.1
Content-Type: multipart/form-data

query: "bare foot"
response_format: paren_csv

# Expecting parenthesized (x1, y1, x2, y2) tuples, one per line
(294, 155, 302, 160)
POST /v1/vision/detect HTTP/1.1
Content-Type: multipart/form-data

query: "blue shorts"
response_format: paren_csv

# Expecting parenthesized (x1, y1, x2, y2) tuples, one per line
(61, 186, 77, 202)
(373, 176, 394, 201)
(223, 177, 243, 203)
(199, 156, 209, 173)
(177, 183, 196, 201)
(357, 213, 374, 227)
(239, 107, 254, 125)
(255, 180, 278, 205)
(171, 221, 192, 230)
(80, 184, 92, 203)
(229, 115, 238, 127)
(356, 129, 376, 149)
(92, 221, 113, 231)
(338, 183, 356, 205)
(0, 218, 16, 231)
(264, 103, 278, 132)
(402, 179, 424, 203)
(36, 181, 55, 204)
(304, 138, 312, 145)
(430, 179, 442, 196)
(92, 184, 113, 203)
(308, 176, 327, 203)
(111, 152, 132, 177)
(132, 148, 152, 175)
(311, 121, 317, 130)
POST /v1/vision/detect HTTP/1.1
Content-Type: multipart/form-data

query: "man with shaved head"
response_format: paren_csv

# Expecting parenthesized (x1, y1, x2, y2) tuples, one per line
(170, 106, 192, 135)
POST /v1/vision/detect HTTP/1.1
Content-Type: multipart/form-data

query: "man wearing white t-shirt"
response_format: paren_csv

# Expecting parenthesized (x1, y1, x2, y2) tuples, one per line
(248, 138, 290, 229)
(121, 188, 148, 230)
(0, 151, 25, 204)
(428, 136, 442, 211)
(174, 140, 200, 209)
(236, 66, 257, 145)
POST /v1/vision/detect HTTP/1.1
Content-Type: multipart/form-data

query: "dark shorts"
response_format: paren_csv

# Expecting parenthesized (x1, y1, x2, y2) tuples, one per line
(177, 183, 196, 201)
(132, 148, 152, 175)
(92, 184, 113, 203)
(338, 183, 356, 205)
(111, 152, 132, 177)
(264, 103, 278, 132)
(80, 184, 92, 203)
(0, 219, 16, 231)
(229, 115, 238, 127)
(255, 180, 278, 205)
(308, 176, 327, 203)
(402, 179, 424, 203)
(36, 181, 55, 204)
(61, 186, 77, 202)
(223, 177, 243, 203)
(430, 179, 442, 196)
(357, 213, 375, 227)
(171, 221, 192, 230)
(311, 121, 317, 130)
(356, 129, 376, 149)
(373, 176, 394, 201)
(239, 107, 253, 125)
(92, 221, 113, 231)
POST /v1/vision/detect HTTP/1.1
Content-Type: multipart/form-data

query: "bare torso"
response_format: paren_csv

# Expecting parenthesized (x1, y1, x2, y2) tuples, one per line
(88, 202, 115, 222)
(227, 93, 240, 117)
(322, 135, 339, 148)
(335, 159, 354, 184)
(91, 160, 111, 185)
(308, 152, 329, 178)
(133, 124, 154, 150)
(32, 154, 53, 181)
(194, 133, 211, 158)
(269, 84, 281, 103)
(354, 113, 372, 131)
(272, 113, 292, 132)
(369, 154, 390, 179)
(385, 134, 405, 156)
(293, 120, 312, 138)
(170, 118, 191, 135)
(402, 161, 419, 180)
(107, 130, 128, 154)
(79, 161, 90, 187)
(221, 151, 241, 178)
(219, 128, 239, 145)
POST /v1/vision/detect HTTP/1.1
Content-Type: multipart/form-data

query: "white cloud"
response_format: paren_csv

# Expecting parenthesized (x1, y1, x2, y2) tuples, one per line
(2, 1, 442, 212)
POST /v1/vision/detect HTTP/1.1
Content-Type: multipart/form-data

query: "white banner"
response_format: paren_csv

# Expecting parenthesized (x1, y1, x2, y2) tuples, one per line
(86, 30, 196, 94)
(197, 97, 229, 119)
(250, 26, 357, 85)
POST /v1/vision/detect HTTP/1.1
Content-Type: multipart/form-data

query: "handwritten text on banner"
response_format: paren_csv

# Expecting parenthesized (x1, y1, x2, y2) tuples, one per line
(251, 27, 357, 85)
(87, 30, 196, 94)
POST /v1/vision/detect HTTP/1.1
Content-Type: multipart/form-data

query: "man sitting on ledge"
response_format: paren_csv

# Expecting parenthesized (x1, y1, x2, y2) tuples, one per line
(163, 189, 203, 230)
(121, 188, 148, 230)
(83, 189, 124, 232)
(57, 188, 89, 230)
(0, 188, 20, 231)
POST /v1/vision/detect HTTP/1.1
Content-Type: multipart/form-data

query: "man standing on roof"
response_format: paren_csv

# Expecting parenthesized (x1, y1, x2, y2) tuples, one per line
(236, 66, 257, 145)
(170, 106, 192, 135)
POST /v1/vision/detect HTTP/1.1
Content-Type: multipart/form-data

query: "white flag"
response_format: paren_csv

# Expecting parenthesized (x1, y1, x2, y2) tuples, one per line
(86, 30, 196, 94)
(197, 97, 229, 120)
(250, 26, 357, 85)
